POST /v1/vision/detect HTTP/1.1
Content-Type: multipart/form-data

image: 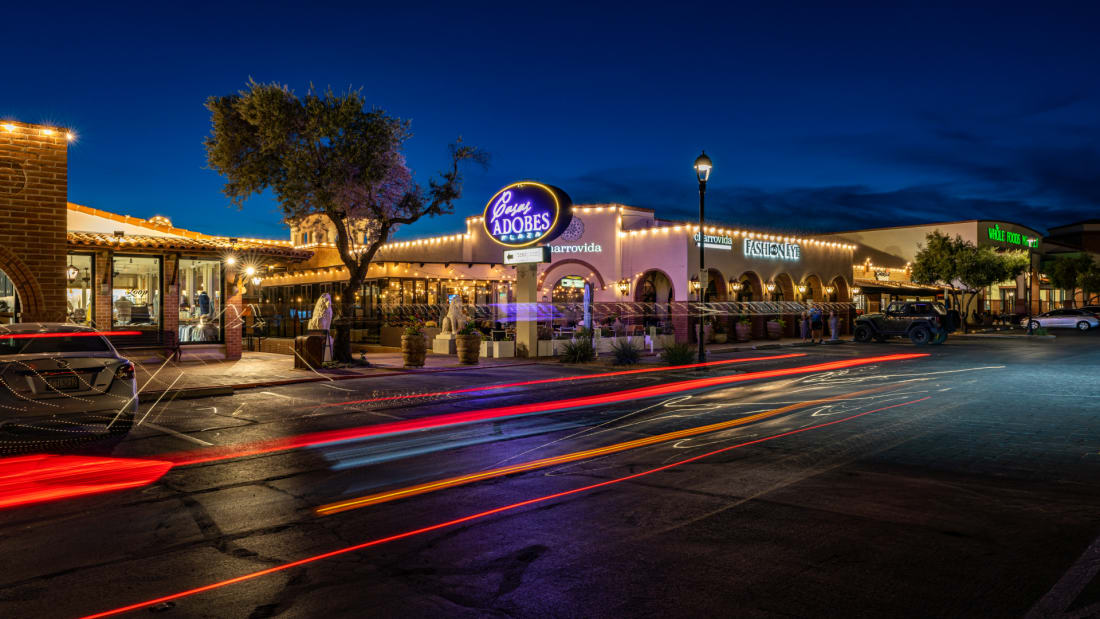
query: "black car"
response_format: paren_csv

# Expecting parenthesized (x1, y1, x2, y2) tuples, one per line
(853, 301, 956, 345)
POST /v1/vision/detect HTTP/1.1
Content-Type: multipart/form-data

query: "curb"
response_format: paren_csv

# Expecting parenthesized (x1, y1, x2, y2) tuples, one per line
(952, 333, 1056, 341)
(138, 361, 543, 400)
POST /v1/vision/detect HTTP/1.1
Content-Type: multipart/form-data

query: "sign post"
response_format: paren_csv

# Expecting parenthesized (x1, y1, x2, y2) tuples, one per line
(483, 182, 573, 358)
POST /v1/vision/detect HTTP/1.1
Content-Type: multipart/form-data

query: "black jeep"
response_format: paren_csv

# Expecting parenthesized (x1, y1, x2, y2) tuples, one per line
(853, 301, 956, 345)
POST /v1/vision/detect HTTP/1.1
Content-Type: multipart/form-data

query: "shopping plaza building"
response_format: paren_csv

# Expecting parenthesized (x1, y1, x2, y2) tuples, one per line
(3, 119, 1098, 358)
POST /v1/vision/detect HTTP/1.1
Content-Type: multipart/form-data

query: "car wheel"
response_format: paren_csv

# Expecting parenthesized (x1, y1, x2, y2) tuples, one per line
(909, 325, 932, 345)
(854, 325, 874, 343)
(1077, 321, 1091, 331)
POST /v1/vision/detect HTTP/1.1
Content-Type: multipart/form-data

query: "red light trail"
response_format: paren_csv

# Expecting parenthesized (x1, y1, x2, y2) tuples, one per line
(0, 455, 172, 511)
(320, 353, 809, 407)
(168, 353, 927, 466)
(79, 395, 932, 619)
(0, 330, 143, 339)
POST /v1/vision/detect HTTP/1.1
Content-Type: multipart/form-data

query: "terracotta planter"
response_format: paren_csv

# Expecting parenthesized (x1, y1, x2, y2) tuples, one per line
(401, 334, 427, 367)
(735, 322, 752, 342)
(455, 334, 482, 365)
(713, 332, 728, 344)
(766, 320, 783, 340)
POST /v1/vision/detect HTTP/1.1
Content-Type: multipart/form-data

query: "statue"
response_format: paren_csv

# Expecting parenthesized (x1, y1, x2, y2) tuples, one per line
(307, 293, 333, 331)
(440, 296, 466, 334)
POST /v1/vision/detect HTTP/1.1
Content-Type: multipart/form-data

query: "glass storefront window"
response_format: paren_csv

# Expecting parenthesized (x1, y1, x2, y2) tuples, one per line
(112, 255, 161, 331)
(66, 254, 94, 326)
(0, 268, 18, 324)
(178, 258, 223, 343)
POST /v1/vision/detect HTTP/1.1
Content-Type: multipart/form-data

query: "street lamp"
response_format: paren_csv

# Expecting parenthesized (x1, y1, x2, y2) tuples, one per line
(693, 151, 712, 364)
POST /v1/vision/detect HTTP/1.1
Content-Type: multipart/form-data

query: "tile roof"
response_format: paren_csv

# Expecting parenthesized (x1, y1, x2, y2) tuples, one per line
(67, 232, 313, 259)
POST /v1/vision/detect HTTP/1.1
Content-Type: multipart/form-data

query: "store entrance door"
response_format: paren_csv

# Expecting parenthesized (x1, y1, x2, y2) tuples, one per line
(0, 267, 20, 324)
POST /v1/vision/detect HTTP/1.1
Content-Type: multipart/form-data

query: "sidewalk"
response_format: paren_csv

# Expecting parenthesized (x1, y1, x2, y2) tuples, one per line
(134, 351, 535, 398)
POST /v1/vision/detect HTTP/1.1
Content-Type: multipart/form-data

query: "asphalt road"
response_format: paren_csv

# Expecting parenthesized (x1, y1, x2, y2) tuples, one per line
(2, 333, 1100, 618)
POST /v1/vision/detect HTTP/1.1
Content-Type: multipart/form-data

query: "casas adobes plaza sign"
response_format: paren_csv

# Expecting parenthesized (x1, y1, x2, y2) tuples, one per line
(483, 181, 573, 247)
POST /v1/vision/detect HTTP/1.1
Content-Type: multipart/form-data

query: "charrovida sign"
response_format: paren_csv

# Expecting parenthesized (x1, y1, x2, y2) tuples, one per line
(483, 181, 573, 248)
(743, 238, 801, 261)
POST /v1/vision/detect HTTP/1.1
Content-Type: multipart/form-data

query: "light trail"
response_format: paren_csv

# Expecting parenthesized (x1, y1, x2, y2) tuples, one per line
(168, 353, 927, 466)
(0, 455, 172, 510)
(79, 395, 931, 619)
(318, 353, 809, 407)
(316, 383, 900, 515)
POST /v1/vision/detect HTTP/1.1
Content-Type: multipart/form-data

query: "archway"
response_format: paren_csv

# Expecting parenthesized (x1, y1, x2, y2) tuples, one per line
(733, 271, 763, 302)
(0, 246, 45, 322)
(803, 274, 825, 302)
(635, 269, 675, 332)
(773, 273, 795, 303)
(828, 276, 850, 302)
(704, 268, 726, 302)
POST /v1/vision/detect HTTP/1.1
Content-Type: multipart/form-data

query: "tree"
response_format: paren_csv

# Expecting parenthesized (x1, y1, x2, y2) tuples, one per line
(205, 80, 487, 362)
(1080, 263, 1100, 305)
(912, 231, 1028, 332)
(1045, 253, 1095, 307)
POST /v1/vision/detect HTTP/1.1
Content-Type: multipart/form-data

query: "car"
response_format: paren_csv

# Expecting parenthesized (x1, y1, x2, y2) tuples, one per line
(1021, 309, 1099, 331)
(0, 323, 137, 452)
(853, 301, 956, 345)
(1079, 305, 1100, 318)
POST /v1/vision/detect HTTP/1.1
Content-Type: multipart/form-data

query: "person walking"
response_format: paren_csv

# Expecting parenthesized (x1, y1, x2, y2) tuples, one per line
(810, 305, 824, 343)
(828, 309, 839, 341)
(799, 310, 810, 342)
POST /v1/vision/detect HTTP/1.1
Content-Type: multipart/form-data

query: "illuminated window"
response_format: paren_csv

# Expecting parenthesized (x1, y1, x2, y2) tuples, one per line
(112, 255, 161, 331)
(66, 254, 94, 326)
(178, 258, 224, 343)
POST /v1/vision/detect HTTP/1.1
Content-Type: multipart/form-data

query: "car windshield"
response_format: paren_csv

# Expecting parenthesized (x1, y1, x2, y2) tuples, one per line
(0, 333, 111, 355)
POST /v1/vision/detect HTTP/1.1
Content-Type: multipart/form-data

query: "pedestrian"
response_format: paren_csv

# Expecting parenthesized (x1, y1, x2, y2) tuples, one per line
(828, 310, 839, 341)
(810, 305, 824, 343)
(800, 310, 810, 342)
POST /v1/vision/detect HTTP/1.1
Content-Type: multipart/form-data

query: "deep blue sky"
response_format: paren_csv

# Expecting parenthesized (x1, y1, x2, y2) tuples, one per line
(5, 2, 1099, 239)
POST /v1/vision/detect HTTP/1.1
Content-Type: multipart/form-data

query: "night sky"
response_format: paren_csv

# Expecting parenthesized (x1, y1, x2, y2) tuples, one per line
(5, 3, 1098, 239)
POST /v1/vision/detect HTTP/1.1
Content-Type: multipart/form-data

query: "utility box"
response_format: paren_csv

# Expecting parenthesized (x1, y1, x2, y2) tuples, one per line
(294, 335, 326, 369)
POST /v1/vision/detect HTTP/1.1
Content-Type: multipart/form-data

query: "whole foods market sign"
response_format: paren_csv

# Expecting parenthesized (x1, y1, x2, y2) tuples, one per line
(987, 224, 1038, 249)
(744, 239, 801, 261)
(483, 182, 573, 248)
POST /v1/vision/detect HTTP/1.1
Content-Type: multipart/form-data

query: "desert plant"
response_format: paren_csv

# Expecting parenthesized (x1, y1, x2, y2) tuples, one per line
(660, 342, 695, 365)
(610, 338, 642, 365)
(560, 338, 596, 363)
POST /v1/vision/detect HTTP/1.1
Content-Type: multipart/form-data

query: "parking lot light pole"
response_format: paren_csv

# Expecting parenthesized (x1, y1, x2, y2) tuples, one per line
(694, 151, 712, 364)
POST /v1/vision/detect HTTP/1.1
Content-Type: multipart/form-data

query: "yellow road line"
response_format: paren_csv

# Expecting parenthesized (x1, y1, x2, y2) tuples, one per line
(316, 383, 899, 516)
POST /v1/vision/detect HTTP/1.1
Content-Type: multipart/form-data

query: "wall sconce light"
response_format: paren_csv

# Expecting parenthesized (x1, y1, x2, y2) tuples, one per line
(851, 286, 861, 295)
(616, 279, 631, 295)
(765, 282, 777, 294)
(824, 285, 836, 295)
(797, 284, 808, 295)
(689, 275, 701, 292)
(728, 278, 743, 294)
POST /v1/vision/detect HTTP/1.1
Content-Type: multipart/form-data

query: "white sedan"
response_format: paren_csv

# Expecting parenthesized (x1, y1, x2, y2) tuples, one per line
(1022, 309, 1100, 331)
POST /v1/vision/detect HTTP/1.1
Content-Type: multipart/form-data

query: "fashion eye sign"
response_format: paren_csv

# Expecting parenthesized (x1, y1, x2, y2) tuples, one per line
(484, 182, 573, 248)
(743, 239, 801, 261)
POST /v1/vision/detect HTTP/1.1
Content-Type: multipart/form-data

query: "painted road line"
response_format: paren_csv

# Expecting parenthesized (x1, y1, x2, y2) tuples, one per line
(315, 384, 900, 515)
(141, 422, 214, 447)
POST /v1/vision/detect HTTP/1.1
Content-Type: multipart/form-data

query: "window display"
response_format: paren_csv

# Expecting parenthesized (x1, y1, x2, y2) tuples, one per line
(66, 254, 94, 326)
(112, 255, 161, 331)
(178, 258, 223, 343)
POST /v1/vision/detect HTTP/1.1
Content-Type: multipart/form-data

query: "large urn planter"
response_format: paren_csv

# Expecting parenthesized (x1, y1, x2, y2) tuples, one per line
(712, 332, 728, 344)
(734, 322, 752, 342)
(766, 320, 783, 340)
(401, 334, 427, 367)
(456, 334, 482, 364)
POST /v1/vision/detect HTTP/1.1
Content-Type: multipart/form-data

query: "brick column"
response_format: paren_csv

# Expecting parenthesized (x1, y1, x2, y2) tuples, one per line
(672, 312, 690, 343)
(162, 254, 179, 341)
(225, 288, 243, 360)
(94, 250, 112, 329)
(0, 121, 68, 321)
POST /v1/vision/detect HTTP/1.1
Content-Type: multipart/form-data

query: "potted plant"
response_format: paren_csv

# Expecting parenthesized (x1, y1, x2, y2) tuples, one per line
(455, 323, 482, 364)
(766, 317, 785, 340)
(401, 323, 427, 367)
(735, 316, 752, 342)
(712, 321, 728, 344)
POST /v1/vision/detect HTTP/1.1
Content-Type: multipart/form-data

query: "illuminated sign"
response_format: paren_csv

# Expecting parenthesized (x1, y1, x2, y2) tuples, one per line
(559, 276, 586, 288)
(987, 224, 1038, 248)
(694, 232, 733, 250)
(743, 239, 801, 261)
(551, 243, 602, 254)
(483, 182, 573, 248)
(875, 270, 890, 281)
(503, 246, 551, 264)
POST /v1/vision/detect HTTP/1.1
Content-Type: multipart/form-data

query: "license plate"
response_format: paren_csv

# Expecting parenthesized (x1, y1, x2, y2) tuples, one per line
(47, 374, 80, 390)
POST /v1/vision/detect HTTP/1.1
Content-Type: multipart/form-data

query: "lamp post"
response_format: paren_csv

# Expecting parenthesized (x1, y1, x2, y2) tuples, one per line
(694, 151, 712, 364)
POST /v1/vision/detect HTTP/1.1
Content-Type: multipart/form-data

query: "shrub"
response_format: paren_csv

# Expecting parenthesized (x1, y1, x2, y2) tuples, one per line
(610, 338, 642, 365)
(457, 322, 478, 336)
(404, 322, 423, 336)
(660, 342, 696, 365)
(560, 338, 596, 363)
(1031, 327, 1049, 336)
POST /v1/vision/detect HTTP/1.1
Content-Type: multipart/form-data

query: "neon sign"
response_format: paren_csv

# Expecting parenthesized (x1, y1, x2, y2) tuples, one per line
(483, 182, 573, 248)
(987, 224, 1038, 248)
(743, 239, 801, 261)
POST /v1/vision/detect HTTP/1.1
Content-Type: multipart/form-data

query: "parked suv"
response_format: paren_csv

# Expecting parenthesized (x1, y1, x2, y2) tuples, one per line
(853, 301, 956, 345)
